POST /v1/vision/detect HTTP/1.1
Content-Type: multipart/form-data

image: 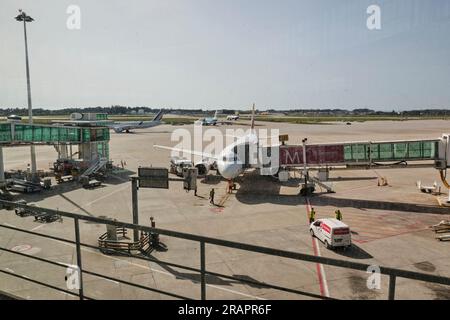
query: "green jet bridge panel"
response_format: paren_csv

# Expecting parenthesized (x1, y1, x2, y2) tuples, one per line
(279, 139, 440, 167)
(0, 123, 110, 145)
(343, 140, 439, 163)
(0, 122, 111, 161)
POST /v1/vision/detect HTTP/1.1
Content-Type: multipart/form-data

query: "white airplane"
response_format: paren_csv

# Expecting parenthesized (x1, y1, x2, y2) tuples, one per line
(109, 110, 165, 133)
(155, 104, 275, 180)
(196, 110, 219, 126)
(226, 114, 240, 121)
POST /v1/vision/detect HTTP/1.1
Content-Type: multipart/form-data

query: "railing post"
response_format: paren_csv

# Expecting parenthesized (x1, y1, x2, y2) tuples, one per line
(388, 274, 396, 300)
(74, 217, 84, 300)
(200, 241, 206, 300)
(131, 177, 139, 242)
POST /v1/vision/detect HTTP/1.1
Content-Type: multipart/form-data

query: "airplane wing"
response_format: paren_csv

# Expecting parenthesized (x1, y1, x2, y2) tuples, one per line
(154, 145, 219, 160)
(258, 136, 281, 140)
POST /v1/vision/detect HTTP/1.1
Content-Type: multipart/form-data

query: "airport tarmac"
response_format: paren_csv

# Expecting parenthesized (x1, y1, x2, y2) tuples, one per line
(0, 119, 449, 300)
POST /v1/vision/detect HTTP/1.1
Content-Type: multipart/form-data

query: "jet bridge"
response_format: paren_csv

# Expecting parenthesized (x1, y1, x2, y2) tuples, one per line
(0, 120, 111, 184)
(263, 134, 450, 189)
(279, 139, 439, 166)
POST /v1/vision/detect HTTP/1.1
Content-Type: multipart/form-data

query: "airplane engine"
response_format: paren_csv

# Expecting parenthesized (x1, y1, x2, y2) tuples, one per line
(195, 160, 214, 176)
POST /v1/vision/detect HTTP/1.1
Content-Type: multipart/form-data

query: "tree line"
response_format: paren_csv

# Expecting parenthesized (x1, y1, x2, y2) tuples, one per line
(0, 106, 449, 117)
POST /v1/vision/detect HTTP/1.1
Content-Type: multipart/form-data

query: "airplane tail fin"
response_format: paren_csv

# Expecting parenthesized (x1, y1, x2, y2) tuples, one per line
(214, 110, 219, 119)
(251, 103, 255, 130)
(153, 109, 164, 121)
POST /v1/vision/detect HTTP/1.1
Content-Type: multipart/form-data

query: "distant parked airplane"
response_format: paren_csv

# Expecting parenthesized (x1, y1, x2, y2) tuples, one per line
(197, 110, 219, 126)
(109, 110, 165, 133)
(226, 114, 240, 121)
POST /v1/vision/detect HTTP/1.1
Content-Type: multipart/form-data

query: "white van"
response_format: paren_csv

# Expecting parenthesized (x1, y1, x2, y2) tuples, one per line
(310, 218, 352, 249)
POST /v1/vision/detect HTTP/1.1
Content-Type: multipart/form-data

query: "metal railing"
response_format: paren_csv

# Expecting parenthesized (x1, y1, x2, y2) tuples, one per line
(0, 200, 449, 300)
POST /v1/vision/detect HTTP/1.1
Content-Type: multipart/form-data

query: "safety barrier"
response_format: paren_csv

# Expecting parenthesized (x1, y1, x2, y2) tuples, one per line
(0, 200, 449, 300)
(98, 227, 151, 255)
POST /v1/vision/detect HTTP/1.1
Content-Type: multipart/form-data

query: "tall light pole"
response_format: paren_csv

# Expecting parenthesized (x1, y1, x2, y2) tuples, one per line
(302, 138, 308, 186)
(15, 10, 38, 182)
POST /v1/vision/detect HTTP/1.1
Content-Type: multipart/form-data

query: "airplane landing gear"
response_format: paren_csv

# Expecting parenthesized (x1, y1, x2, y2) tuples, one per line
(227, 179, 236, 194)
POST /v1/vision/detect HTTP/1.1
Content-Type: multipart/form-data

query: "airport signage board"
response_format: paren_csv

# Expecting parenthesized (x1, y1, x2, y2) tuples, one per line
(138, 167, 169, 189)
(106, 224, 118, 240)
(279, 134, 289, 143)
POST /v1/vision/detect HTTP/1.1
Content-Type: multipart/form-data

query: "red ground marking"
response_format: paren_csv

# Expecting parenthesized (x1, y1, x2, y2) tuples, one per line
(304, 198, 328, 297)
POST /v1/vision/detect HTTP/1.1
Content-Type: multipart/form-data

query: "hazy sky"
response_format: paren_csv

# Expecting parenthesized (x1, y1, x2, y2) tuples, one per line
(1, 0, 450, 110)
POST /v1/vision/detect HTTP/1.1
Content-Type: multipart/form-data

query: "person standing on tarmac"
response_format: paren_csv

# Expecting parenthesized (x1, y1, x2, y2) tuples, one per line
(309, 207, 316, 224)
(335, 209, 342, 221)
(209, 188, 215, 205)
(227, 180, 234, 194)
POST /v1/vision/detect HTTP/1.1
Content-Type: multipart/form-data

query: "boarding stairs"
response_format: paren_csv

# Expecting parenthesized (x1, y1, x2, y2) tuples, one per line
(299, 171, 334, 193)
(81, 158, 108, 179)
(308, 176, 334, 193)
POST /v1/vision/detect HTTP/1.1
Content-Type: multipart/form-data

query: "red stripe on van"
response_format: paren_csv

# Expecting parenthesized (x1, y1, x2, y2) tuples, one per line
(322, 223, 331, 234)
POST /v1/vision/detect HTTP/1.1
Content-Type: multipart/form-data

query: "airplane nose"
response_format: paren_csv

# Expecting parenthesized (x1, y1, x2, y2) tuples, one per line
(217, 161, 242, 180)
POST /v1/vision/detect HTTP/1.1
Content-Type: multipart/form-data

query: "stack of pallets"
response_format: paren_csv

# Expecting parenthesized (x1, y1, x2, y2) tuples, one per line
(430, 221, 450, 241)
